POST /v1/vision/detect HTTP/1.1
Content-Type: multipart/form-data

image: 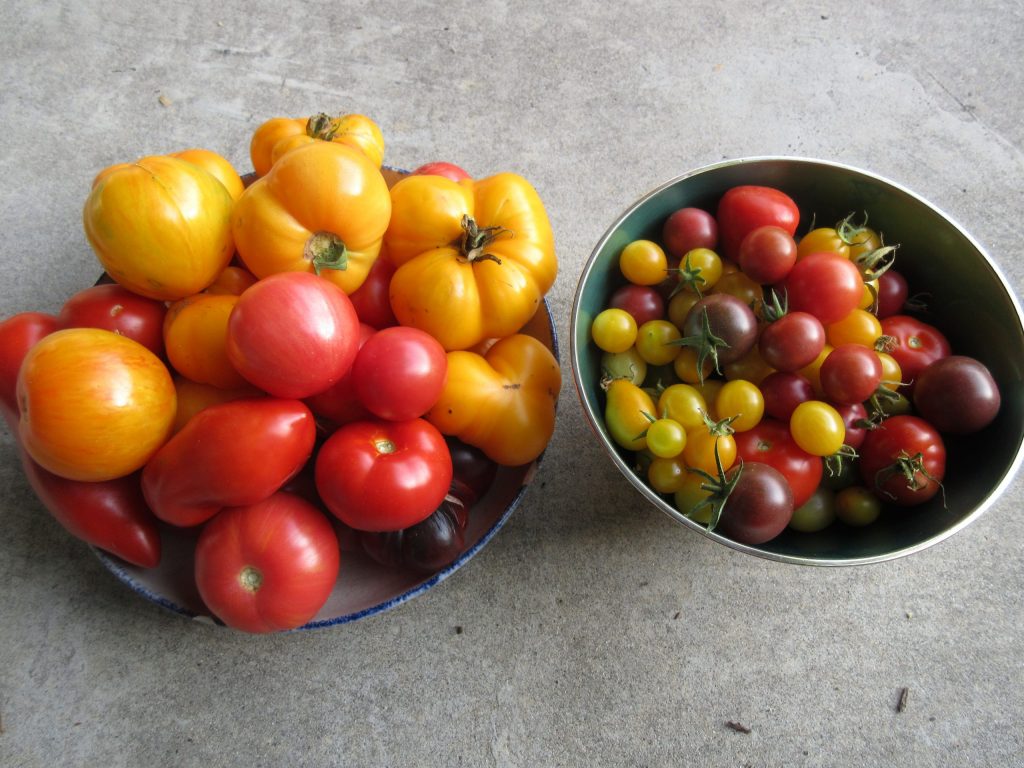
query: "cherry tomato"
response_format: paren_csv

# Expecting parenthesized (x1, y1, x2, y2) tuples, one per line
(912, 355, 1001, 434)
(647, 455, 690, 494)
(226, 271, 361, 399)
(351, 326, 448, 421)
(674, 470, 714, 524)
(682, 293, 758, 369)
(789, 400, 846, 457)
(635, 319, 681, 366)
(880, 315, 951, 390)
(661, 207, 718, 260)
(667, 291, 701, 329)
(874, 270, 909, 319)
(446, 437, 498, 509)
(683, 425, 736, 476)
(604, 379, 657, 451)
(657, 383, 708, 431)
(714, 462, 794, 545)
(820, 344, 883, 405)
(760, 371, 815, 422)
(58, 283, 167, 358)
(859, 415, 946, 506)
(591, 308, 638, 353)
(194, 492, 340, 633)
(825, 308, 882, 348)
(738, 225, 798, 284)
(835, 402, 869, 450)
(715, 379, 764, 432)
(315, 417, 453, 532)
(674, 248, 724, 295)
(601, 347, 647, 386)
(646, 417, 687, 458)
(789, 487, 836, 533)
(619, 239, 668, 286)
(722, 346, 775, 386)
(758, 311, 826, 372)
(711, 269, 763, 306)
(797, 226, 849, 260)
(783, 252, 864, 325)
(735, 418, 823, 509)
(835, 486, 882, 526)
(609, 284, 666, 327)
(716, 185, 800, 261)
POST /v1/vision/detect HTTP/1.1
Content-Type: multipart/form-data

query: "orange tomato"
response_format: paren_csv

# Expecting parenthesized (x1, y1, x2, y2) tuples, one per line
(164, 293, 249, 390)
(249, 113, 385, 177)
(17, 328, 176, 481)
(171, 376, 264, 433)
(169, 148, 245, 201)
(231, 141, 392, 295)
(205, 265, 258, 296)
(83, 156, 235, 301)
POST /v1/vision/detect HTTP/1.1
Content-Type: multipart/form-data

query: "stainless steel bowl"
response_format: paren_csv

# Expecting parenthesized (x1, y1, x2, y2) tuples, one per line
(570, 156, 1024, 565)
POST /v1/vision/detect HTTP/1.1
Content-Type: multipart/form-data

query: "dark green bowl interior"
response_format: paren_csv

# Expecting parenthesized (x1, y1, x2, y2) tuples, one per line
(570, 157, 1024, 565)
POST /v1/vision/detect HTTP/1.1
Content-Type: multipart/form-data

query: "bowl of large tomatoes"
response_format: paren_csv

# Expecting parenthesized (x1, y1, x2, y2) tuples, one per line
(571, 156, 1024, 565)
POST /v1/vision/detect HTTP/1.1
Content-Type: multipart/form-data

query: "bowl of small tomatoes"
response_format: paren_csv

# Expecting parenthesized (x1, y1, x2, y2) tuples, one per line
(571, 156, 1024, 565)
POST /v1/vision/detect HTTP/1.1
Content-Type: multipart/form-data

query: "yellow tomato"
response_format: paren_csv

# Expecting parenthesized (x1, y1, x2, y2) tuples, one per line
(170, 148, 245, 201)
(17, 329, 176, 481)
(826, 308, 883, 348)
(163, 294, 249, 390)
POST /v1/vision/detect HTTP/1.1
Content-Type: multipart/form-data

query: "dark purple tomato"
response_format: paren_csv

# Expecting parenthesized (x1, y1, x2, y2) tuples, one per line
(758, 311, 826, 372)
(359, 497, 469, 573)
(716, 462, 794, 545)
(737, 225, 798, 285)
(682, 293, 758, 367)
(912, 355, 1001, 434)
(820, 344, 883, 405)
(874, 270, 909, 319)
(446, 437, 498, 508)
(608, 283, 666, 328)
(661, 207, 718, 261)
(760, 371, 815, 421)
(834, 402, 869, 450)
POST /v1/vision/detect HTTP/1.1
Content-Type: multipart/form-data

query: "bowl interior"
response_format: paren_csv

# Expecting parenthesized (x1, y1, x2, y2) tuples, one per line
(572, 157, 1024, 564)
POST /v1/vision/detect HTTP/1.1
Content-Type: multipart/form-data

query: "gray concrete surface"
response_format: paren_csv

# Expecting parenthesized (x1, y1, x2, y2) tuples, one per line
(2, 1, 1023, 766)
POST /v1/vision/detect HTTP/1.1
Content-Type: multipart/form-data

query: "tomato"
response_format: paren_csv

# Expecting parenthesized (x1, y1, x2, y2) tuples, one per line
(760, 371, 814, 421)
(609, 284, 665, 327)
(635, 319, 681, 366)
(205, 265, 258, 297)
(410, 161, 471, 182)
(722, 346, 775, 386)
(84, 155, 234, 301)
(859, 415, 946, 506)
(171, 376, 265, 434)
(783, 252, 864, 325)
(58, 283, 167, 358)
(711, 462, 794, 545)
(169, 148, 245, 201)
(683, 422, 737, 476)
(835, 402, 869, 450)
(715, 379, 764, 432)
(789, 487, 836, 533)
(673, 346, 715, 385)
(877, 351, 904, 392)
(601, 347, 647, 386)
(874, 270, 909, 319)
(711, 269, 763, 306)
(426, 334, 561, 467)
(303, 323, 376, 426)
(681, 293, 758, 371)
(250, 113, 385, 177)
(661, 207, 718, 260)
(912, 355, 1001, 434)
(835, 486, 882, 526)
(18, 329, 176, 482)
(819, 344, 883, 405)
(194, 492, 340, 633)
(737, 225, 798, 284)
(716, 185, 800, 260)
(645, 454, 688, 494)
(797, 226, 849, 260)
(360, 496, 468, 572)
(673, 248, 724, 296)
(226, 272, 361, 399)
(164, 293, 248, 390)
(142, 398, 316, 527)
(789, 400, 846, 457)
(825, 308, 882, 348)
(880, 315, 951, 390)
(735, 418, 822, 509)
(315, 417, 452, 532)
(385, 172, 556, 350)
(657, 383, 708, 431)
(232, 140, 392, 295)
(591, 308, 638, 353)
(352, 326, 448, 421)
(347, 254, 398, 329)
(603, 378, 657, 451)
(619, 239, 668, 286)
(646, 418, 687, 458)
(758, 311, 826, 372)
(446, 436, 499, 509)
(0, 311, 59, 418)
(667, 290, 701, 329)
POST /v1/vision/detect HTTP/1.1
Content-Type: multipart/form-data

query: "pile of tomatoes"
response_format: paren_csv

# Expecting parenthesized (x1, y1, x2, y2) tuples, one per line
(590, 184, 1001, 546)
(0, 111, 562, 633)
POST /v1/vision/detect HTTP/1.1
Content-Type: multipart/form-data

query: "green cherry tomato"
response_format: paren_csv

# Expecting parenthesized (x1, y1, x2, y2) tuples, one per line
(674, 471, 713, 524)
(835, 485, 882, 526)
(600, 347, 647, 386)
(789, 486, 837, 532)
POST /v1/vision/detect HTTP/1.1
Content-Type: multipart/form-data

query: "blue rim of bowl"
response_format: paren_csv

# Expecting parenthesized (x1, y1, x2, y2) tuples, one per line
(94, 297, 560, 627)
(570, 155, 1024, 566)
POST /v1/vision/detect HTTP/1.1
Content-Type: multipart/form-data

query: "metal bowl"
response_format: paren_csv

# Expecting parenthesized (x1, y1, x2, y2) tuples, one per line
(570, 156, 1024, 565)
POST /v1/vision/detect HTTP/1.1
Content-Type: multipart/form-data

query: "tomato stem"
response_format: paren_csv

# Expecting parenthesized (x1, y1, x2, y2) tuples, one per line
(238, 565, 263, 593)
(690, 441, 742, 533)
(460, 215, 507, 265)
(306, 112, 340, 141)
(374, 438, 396, 455)
(667, 251, 707, 299)
(668, 307, 729, 385)
(305, 231, 349, 274)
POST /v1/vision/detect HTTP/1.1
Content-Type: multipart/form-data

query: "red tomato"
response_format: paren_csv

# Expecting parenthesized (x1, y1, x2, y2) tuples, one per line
(608, 283, 666, 327)
(194, 492, 340, 633)
(315, 417, 453, 532)
(737, 225, 798, 285)
(410, 161, 471, 182)
(58, 283, 167, 358)
(819, 344, 883, 405)
(874, 270, 909, 318)
(352, 326, 448, 421)
(835, 402, 869, 450)
(859, 415, 946, 506)
(303, 323, 376, 426)
(758, 311, 825, 372)
(735, 418, 823, 509)
(226, 271, 360, 399)
(661, 207, 718, 260)
(0, 311, 59, 418)
(759, 371, 814, 421)
(880, 315, 951, 390)
(783, 252, 864, 325)
(348, 255, 398, 329)
(716, 185, 800, 260)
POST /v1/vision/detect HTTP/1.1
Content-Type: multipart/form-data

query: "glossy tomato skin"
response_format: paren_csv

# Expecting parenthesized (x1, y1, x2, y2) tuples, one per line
(0, 311, 59, 417)
(352, 326, 448, 421)
(226, 271, 360, 399)
(874, 270, 909, 319)
(347, 256, 398, 329)
(716, 462, 794, 545)
(737, 225, 798, 285)
(880, 315, 951, 390)
(315, 417, 453, 532)
(303, 323, 376, 426)
(819, 344, 883, 405)
(783, 252, 864, 325)
(609, 283, 665, 327)
(735, 419, 823, 509)
(21, 451, 160, 568)
(18, 328, 176, 482)
(194, 492, 340, 633)
(142, 398, 316, 527)
(716, 186, 800, 261)
(410, 161, 471, 182)
(758, 311, 825, 372)
(683, 293, 758, 367)
(859, 415, 946, 506)
(760, 371, 815, 421)
(661, 207, 718, 260)
(912, 355, 1001, 434)
(359, 497, 468, 573)
(447, 436, 498, 509)
(58, 283, 167, 358)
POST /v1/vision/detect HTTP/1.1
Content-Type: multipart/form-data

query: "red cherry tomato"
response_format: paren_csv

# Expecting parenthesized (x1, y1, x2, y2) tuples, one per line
(58, 283, 167, 357)
(352, 326, 448, 421)
(874, 270, 909, 318)
(758, 311, 825, 372)
(608, 283, 666, 327)
(783, 252, 864, 325)
(194, 492, 340, 633)
(735, 419, 823, 509)
(737, 225, 798, 284)
(716, 185, 800, 260)
(859, 415, 946, 506)
(759, 371, 815, 421)
(880, 315, 951, 390)
(315, 417, 453, 532)
(912, 355, 1001, 435)
(661, 207, 718, 260)
(820, 344, 883, 405)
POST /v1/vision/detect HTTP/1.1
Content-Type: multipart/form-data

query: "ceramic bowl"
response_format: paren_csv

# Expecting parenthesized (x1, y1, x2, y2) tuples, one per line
(570, 156, 1024, 565)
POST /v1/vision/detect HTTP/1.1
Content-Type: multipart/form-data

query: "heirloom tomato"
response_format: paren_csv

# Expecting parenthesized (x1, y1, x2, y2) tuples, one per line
(205, 265, 258, 297)
(232, 141, 392, 295)
(360, 496, 469, 573)
(171, 376, 264, 434)
(164, 293, 248, 390)
(83, 155, 234, 301)
(352, 326, 448, 421)
(303, 323, 376, 426)
(0, 311, 59, 417)
(58, 283, 167, 358)
(426, 334, 561, 466)
(315, 417, 453, 532)
(712, 462, 794, 546)
(250, 112, 385, 177)
(411, 161, 472, 182)
(169, 148, 245, 201)
(385, 173, 557, 351)
(347, 255, 398, 329)
(194, 492, 340, 633)
(716, 185, 800, 260)
(17, 329, 176, 482)
(226, 272, 361, 399)
(859, 415, 946, 506)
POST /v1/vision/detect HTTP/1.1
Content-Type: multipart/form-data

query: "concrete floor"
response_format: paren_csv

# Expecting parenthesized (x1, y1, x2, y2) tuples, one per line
(2, 1, 1023, 766)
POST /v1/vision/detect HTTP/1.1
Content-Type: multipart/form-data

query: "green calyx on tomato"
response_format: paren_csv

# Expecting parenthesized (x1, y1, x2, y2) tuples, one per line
(306, 112, 341, 140)
(872, 449, 946, 507)
(305, 231, 349, 274)
(853, 243, 897, 283)
(686, 440, 741, 533)
(459, 214, 507, 265)
(668, 250, 708, 298)
(670, 306, 728, 384)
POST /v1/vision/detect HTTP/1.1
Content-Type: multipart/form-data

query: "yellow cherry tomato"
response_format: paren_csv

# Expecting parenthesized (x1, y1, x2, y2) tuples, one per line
(635, 319, 681, 366)
(789, 400, 846, 457)
(675, 248, 723, 295)
(604, 379, 657, 452)
(798, 343, 834, 398)
(723, 346, 775, 385)
(667, 290, 701, 330)
(673, 346, 715, 385)
(797, 227, 849, 260)
(619, 239, 669, 286)
(712, 270, 763, 306)
(674, 471, 714, 524)
(877, 351, 904, 392)
(657, 383, 708, 431)
(646, 418, 687, 459)
(591, 308, 638, 353)
(648, 455, 690, 495)
(715, 379, 764, 432)
(826, 308, 883, 348)
(683, 426, 736, 476)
